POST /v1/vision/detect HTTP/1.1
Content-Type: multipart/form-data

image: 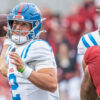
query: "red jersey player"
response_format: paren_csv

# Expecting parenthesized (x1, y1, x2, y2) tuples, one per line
(81, 46, 100, 100)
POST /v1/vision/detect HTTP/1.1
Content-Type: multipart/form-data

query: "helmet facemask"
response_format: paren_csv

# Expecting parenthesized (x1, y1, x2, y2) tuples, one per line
(7, 19, 41, 44)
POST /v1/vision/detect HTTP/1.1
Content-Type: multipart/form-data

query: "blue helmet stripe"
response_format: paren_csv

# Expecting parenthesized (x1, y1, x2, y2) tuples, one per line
(82, 36, 90, 48)
(88, 33, 98, 45)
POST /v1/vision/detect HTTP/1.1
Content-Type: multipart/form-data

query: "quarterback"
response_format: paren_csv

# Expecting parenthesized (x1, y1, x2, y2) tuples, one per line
(0, 2, 59, 100)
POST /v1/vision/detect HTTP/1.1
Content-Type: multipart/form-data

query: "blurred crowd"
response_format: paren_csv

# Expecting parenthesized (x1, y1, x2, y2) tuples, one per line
(0, 0, 100, 100)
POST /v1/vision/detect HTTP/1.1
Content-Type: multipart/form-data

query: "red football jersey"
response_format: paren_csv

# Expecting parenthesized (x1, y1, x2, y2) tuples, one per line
(84, 46, 100, 98)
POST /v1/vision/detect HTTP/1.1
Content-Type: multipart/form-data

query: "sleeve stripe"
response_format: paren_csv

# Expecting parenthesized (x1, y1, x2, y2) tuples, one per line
(24, 41, 35, 58)
(24, 40, 52, 59)
(88, 33, 98, 45)
(21, 48, 25, 58)
(8, 45, 13, 51)
(82, 36, 90, 48)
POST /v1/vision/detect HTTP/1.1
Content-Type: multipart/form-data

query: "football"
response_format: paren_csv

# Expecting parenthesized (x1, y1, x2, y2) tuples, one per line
(0, 14, 7, 37)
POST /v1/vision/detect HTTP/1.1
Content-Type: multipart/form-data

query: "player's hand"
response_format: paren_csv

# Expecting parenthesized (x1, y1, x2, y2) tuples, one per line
(9, 52, 24, 71)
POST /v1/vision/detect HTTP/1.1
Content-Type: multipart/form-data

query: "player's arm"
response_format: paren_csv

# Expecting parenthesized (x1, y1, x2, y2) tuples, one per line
(0, 25, 11, 76)
(9, 52, 58, 92)
(0, 44, 9, 77)
(10, 41, 58, 92)
(0, 25, 10, 76)
(28, 68, 57, 92)
(80, 66, 98, 100)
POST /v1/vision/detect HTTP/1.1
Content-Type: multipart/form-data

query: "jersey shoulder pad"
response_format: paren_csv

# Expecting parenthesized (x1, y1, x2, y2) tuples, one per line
(24, 40, 53, 61)
(31, 40, 52, 50)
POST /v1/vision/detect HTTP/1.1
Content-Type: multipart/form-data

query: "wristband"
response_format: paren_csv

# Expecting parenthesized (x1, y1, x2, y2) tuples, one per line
(4, 38, 13, 45)
(21, 66, 33, 79)
(18, 66, 25, 72)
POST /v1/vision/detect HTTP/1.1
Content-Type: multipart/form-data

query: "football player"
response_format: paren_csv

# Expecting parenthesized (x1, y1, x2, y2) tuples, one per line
(81, 46, 100, 100)
(77, 20, 100, 75)
(0, 2, 59, 100)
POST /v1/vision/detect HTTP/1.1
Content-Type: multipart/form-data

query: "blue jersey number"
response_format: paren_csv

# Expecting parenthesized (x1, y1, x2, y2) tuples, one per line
(9, 74, 21, 100)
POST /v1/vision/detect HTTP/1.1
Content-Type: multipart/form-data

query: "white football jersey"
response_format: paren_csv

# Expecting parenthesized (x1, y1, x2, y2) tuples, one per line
(77, 30, 100, 55)
(77, 30, 100, 79)
(6, 39, 59, 100)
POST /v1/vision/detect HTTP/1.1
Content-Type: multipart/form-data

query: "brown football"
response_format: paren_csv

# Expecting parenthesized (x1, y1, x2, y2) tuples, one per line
(0, 14, 7, 37)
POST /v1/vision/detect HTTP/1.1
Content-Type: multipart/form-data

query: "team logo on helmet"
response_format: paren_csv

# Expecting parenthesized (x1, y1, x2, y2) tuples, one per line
(13, 15, 24, 19)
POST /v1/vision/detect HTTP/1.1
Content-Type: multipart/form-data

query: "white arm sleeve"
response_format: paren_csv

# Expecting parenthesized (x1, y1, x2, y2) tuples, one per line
(35, 59, 56, 72)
